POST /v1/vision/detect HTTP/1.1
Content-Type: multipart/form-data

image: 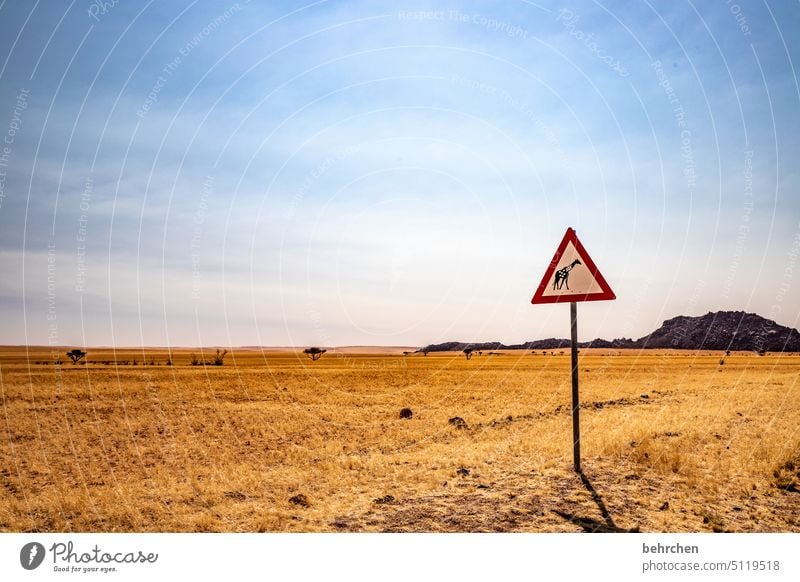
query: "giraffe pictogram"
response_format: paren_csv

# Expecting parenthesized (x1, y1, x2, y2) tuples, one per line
(531, 227, 615, 304)
(552, 259, 582, 291)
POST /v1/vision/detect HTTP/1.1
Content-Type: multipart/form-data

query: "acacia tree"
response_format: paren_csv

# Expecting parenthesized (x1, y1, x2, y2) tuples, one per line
(66, 349, 87, 364)
(463, 348, 474, 360)
(304, 347, 326, 361)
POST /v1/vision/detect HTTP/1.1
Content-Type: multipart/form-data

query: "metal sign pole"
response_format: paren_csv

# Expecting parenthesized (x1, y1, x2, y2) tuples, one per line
(531, 228, 615, 472)
(570, 301, 581, 473)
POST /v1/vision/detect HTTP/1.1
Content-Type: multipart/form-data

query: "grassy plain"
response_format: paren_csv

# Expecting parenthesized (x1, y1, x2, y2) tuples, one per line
(0, 346, 798, 532)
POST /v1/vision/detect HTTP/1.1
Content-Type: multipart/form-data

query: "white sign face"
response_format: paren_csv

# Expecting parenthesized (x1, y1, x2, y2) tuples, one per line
(539, 241, 604, 297)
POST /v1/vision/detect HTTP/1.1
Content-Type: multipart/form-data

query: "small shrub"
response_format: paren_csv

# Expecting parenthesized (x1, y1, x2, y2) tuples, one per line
(774, 454, 800, 493)
(289, 493, 310, 508)
(448, 416, 467, 429)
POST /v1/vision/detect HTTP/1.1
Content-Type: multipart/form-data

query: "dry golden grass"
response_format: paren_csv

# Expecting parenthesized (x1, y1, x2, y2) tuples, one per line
(0, 346, 797, 532)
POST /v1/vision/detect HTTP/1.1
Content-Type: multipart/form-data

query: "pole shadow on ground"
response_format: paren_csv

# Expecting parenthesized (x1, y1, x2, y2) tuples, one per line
(553, 471, 640, 533)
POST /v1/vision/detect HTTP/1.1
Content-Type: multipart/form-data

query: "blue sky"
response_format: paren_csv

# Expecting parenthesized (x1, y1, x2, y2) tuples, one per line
(0, 0, 798, 347)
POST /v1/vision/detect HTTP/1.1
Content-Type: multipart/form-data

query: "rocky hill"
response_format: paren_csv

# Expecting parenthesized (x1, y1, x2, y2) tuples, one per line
(419, 311, 800, 353)
(633, 311, 800, 351)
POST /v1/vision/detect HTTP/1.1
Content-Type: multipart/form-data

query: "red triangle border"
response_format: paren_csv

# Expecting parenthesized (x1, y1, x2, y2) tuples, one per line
(531, 228, 616, 304)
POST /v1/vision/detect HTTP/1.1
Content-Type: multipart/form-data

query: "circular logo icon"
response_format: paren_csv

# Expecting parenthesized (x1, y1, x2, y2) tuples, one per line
(20, 542, 46, 570)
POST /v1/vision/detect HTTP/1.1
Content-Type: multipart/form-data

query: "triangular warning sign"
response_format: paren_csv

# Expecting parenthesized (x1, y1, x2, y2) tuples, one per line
(531, 228, 616, 304)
